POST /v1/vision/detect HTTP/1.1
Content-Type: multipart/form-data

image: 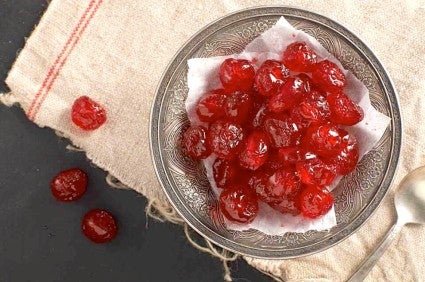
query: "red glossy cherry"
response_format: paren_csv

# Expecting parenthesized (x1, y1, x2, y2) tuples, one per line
(299, 186, 334, 219)
(260, 151, 286, 171)
(327, 92, 364, 125)
(196, 89, 227, 122)
(268, 75, 311, 113)
(277, 146, 306, 164)
(282, 42, 318, 72)
(263, 116, 301, 148)
(224, 91, 253, 124)
(219, 58, 255, 93)
(268, 196, 301, 216)
(296, 157, 336, 187)
(246, 101, 268, 131)
(248, 170, 270, 202)
(265, 167, 302, 201)
(311, 60, 346, 93)
(213, 158, 239, 189)
(182, 125, 211, 159)
(219, 185, 259, 223)
(255, 60, 289, 97)
(81, 209, 118, 243)
(302, 124, 348, 158)
(50, 168, 88, 202)
(291, 90, 331, 126)
(208, 121, 244, 159)
(327, 132, 359, 175)
(71, 96, 107, 130)
(238, 131, 269, 170)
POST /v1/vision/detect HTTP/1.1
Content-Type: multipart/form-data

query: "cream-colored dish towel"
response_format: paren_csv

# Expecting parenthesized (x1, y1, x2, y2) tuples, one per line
(2, 1, 425, 281)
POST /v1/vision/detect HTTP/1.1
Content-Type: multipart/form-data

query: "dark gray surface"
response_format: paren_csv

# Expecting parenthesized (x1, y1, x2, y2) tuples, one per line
(0, 1, 270, 281)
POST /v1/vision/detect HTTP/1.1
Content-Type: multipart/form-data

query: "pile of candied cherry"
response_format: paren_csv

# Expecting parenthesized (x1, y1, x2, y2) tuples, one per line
(182, 42, 364, 224)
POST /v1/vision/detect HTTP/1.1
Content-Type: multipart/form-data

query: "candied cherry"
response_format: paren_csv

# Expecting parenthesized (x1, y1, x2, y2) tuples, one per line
(50, 168, 88, 202)
(249, 103, 268, 130)
(260, 150, 286, 171)
(327, 133, 359, 175)
(213, 159, 239, 189)
(263, 116, 301, 148)
(71, 96, 107, 131)
(311, 60, 346, 93)
(224, 91, 253, 124)
(219, 58, 255, 93)
(290, 107, 312, 130)
(196, 89, 227, 122)
(268, 75, 311, 113)
(82, 209, 118, 243)
(268, 196, 301, 216)
(255, 60, 289, 97)
(277, 146, 306, 164)
(208, 121, 244, 159)
(296, 157, 336, 187)
(248, 170, 270, 202)
(182, 125, 210, 159)
(239, 131, 270, 170)
(219, 185, 259, 223)
(265, 167, 302, 201)
(299, 186, 334, 219)
(302, 124, 348, 158)
(327, 92, 364, 125)
(282, 42, 318, 72)
(291, 90, 330, 126)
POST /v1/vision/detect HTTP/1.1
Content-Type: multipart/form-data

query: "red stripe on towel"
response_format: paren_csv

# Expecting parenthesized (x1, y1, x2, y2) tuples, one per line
(27, 0, 103, 121)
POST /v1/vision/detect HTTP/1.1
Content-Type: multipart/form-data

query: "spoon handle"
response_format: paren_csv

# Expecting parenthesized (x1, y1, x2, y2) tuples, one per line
(347, 221, 403, 282)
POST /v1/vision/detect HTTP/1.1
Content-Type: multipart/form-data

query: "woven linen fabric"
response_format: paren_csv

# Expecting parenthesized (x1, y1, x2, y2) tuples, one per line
(3, 0, 425, 281)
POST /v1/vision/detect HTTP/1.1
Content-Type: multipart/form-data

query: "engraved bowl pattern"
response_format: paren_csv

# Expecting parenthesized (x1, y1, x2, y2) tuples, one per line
(150, 7, 401, 258)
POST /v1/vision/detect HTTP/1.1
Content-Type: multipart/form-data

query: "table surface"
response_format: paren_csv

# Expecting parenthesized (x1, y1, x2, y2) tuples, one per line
(0, 1, 269, 281)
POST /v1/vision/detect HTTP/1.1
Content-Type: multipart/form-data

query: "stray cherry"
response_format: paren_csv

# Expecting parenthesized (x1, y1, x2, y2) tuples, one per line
(82, 209, 118, 243)
(71, 96, 107, 131)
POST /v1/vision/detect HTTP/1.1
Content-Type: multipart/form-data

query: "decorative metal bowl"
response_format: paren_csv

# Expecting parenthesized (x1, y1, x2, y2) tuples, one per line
(150, 7, 401, 258)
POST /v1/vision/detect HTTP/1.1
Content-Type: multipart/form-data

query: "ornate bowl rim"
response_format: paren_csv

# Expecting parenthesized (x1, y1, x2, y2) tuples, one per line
(149, 6, 402, 258)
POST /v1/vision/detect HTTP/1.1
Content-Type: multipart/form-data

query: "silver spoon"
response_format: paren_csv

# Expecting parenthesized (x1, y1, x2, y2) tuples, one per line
(348, 166, 425, 282)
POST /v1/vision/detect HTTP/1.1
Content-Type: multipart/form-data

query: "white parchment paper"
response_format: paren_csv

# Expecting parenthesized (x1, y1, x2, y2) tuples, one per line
(185, 17, 390, 235)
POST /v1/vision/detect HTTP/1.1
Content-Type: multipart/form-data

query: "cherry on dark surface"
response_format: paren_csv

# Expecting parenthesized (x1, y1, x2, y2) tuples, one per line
(50, 168, 88, 202)
(81, 209, 118, 244)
